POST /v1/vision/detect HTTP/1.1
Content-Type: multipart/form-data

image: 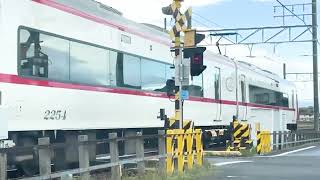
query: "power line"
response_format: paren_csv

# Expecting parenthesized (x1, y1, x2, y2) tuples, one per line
(193, 11, 224, 28)
(192, 17, 211, 28)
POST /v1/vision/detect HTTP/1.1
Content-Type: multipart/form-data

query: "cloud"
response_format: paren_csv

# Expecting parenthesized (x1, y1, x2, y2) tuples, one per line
(96, 0, 224, 25)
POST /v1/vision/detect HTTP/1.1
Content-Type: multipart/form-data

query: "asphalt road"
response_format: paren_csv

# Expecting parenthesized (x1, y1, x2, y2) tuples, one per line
(202, 145, 320, 180)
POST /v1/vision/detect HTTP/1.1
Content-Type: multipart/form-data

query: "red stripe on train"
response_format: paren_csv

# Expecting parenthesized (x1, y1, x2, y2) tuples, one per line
(32, 0, 171, 46)
(0, 73, 295, 112)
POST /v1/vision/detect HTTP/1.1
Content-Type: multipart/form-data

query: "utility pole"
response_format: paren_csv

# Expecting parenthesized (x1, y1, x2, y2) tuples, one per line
(312, 0, 319, 131)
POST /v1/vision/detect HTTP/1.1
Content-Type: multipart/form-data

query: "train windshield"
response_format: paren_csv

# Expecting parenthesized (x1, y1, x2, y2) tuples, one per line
(249, 85, 289, 107)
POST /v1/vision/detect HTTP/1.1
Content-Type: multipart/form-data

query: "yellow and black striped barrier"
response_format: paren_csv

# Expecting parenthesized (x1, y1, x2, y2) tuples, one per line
(257, 131, 271, 154)
(228, 120, 253, 151)
(166, 129, 203, 175)
(168, 118, 194, 130)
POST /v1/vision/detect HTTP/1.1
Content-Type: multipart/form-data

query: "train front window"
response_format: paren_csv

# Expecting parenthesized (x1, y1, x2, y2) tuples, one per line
(249, 85, 289, 107)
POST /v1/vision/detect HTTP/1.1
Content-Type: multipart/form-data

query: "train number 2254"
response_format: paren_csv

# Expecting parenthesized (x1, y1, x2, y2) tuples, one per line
(44, 110, 67, 120)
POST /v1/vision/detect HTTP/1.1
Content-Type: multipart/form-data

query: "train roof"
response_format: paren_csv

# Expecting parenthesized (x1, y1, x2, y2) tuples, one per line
(55, 0, 169, 40)
(55, 0, 294, 89)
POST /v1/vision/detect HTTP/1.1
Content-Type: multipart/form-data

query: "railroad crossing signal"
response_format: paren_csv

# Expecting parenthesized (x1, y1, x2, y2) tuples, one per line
(162, 2, 192, 40)
(184, 29, 207, 76)
(184, 47, 207, 76)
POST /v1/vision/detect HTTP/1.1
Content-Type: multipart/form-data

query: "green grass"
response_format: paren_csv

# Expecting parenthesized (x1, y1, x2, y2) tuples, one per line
(239, 147, 257, 157)
(122, 160, 214, 180)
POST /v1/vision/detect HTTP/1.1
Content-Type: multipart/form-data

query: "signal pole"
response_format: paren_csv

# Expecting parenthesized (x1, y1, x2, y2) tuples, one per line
(162, 1, 206, 129)
(312, 0, 319, 131)
(162, 0, 188, 129)
(173, 0, 183, 129)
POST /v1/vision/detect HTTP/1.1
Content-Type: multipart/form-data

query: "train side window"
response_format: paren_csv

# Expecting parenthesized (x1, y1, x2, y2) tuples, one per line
(19, 29, 50, 78)
(19, 28, 69, 81)
(165, 64, 174, 80)
(40, 34, 69, 81)
(109, 50, 118, 86)
(141, 59, 166, 91)
(115, 53, 141, 89)
(214, 67, 221, 100)
(189, 75, 204, 97)
(70, 41, 109, 86)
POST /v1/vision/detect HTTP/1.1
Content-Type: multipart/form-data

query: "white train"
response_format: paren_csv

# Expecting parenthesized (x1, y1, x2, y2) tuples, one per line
(0, 0, 297, 175)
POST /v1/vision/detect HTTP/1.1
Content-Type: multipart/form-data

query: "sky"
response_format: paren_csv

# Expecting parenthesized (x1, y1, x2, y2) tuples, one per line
(98, 0, 317, 107)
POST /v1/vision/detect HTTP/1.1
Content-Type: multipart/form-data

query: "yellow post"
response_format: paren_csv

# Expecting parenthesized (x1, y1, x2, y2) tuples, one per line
(185, 129, 194, 169)
(255, 122, 261, 132)
(195, 129, 203, 166)
(176, 129, 185, 174)
(166, 130, 174, 175)
(261, 131, 271, 153)
(267, 132, 271, 153)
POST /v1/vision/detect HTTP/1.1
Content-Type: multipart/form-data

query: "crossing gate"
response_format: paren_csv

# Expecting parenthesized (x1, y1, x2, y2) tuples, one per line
(166, 129, 203, 175)
(257, 131, 271, 154)
(228, 120, 253, 151)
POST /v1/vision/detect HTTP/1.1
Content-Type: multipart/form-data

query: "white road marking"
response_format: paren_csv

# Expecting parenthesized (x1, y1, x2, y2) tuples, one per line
(227, 176, 248, 178)
(214, 160, 253, 167)
(263, 146, 316, 158)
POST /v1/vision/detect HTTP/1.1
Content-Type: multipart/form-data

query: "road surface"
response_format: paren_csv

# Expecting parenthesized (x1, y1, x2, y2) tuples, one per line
(203, 145, 320, 180)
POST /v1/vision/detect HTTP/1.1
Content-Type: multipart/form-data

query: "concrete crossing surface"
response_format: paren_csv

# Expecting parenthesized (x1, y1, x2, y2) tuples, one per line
(202, 145, 320, 180)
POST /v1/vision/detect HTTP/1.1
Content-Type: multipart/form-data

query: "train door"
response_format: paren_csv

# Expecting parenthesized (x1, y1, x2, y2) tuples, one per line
(214, 67, 222, 121)
(239, 75, 248, 120)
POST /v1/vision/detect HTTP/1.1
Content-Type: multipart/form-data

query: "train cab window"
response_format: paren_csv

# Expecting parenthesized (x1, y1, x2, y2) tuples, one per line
(19, 28, 69, 81)
(249, 85, 289, 107)
(70, 42, 109, 86)
(214, 67, 221, 100)
(141, 59, 166, 91)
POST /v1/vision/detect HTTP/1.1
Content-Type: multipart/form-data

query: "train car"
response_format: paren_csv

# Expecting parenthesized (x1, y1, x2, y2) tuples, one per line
(0, 0, 297, 175)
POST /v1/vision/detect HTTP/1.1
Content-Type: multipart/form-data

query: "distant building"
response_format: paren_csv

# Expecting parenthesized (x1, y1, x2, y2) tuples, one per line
(299, 114, 313, 122)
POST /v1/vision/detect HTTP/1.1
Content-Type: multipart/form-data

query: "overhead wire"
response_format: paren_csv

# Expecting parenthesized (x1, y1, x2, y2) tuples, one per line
(193, 11, 224, 28)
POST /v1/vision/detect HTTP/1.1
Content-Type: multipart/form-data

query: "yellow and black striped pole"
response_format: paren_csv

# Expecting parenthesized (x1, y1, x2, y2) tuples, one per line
(172, 0, 183, 129)
(257, 131, 262, 154)
(162, 0, 193, 129)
